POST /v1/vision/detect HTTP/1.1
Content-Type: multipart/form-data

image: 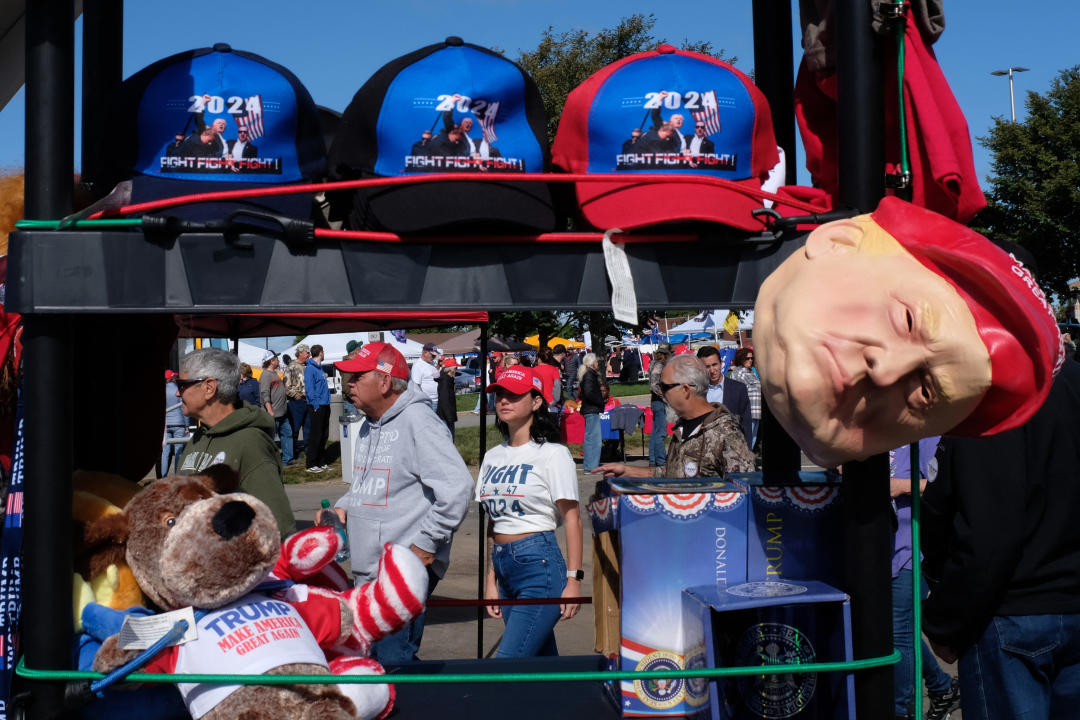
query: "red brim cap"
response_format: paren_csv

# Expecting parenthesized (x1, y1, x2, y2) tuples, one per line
(574, 177, 772, 232)
(871, 196, 1065, 436)
(552, 44, 780, 232)
(487, 366, 542, 395)
(335, 341, 409, 380)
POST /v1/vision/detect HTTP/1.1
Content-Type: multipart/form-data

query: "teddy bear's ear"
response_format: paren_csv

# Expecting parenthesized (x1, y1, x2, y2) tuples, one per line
(199, 464, 242, 495)
(84, 512, 129, 546)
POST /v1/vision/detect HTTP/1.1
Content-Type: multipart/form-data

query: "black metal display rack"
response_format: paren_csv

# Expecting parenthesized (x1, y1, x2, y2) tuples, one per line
(11, 1, 896, 717)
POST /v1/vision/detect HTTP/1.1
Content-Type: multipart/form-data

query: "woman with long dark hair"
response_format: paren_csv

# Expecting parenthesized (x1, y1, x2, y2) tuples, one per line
(476, 366, 583, 657)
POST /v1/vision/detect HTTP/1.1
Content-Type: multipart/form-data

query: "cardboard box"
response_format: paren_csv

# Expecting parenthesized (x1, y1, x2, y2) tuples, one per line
(613, 478, 750, 717)
(681, 580, 855, 720)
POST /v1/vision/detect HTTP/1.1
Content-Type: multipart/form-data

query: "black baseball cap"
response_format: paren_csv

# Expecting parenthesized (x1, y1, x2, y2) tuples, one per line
(327, 37, 557, 233)
(91, 43, 326, 221)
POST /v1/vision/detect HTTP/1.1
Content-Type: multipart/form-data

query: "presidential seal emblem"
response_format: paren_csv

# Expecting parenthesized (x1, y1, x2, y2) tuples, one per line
(735, 622, 816, 718)
(683, 648, 710, 707)
(633, 650, 684, 710)
(726, 581, 808, 599)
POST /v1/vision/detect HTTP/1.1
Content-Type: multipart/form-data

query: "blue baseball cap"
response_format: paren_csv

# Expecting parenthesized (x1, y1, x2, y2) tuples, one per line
(327, 37, 557, 233)
(91, 43, 326, 221)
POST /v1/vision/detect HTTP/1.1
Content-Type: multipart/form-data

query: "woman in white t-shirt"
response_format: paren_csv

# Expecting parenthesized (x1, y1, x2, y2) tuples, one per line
(476, 365, 583, 657)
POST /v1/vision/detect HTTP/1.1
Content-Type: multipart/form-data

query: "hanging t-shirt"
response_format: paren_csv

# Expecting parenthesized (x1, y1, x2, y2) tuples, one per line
(475, 441, 578, 535)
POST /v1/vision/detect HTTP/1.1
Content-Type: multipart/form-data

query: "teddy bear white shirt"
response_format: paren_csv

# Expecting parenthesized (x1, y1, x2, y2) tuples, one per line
(144, 593, 332, 718)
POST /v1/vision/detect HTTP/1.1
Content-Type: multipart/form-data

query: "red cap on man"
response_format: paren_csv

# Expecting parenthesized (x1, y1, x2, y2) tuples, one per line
(335, 341, 409, 380)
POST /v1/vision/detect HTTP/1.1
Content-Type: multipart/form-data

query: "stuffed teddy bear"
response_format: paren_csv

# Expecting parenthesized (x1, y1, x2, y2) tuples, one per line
(72, 471, 146, 629)
(91, 470, 428, 720)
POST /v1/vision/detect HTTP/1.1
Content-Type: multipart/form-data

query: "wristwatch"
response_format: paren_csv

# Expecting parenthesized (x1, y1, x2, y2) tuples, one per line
(566, 569, 584, 581)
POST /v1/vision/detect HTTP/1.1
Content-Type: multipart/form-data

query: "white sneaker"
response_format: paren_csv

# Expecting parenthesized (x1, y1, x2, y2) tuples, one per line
(306, 466, 325, 474)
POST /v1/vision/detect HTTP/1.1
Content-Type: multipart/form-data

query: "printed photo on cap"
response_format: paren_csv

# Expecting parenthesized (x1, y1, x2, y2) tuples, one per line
(375, 46, 542, 177)
(137, 52, 304, 182)
(589, 54, 754, 178)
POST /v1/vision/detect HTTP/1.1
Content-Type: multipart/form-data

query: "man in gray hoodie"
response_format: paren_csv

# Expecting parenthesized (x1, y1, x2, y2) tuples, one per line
(334, 342, 472, 664)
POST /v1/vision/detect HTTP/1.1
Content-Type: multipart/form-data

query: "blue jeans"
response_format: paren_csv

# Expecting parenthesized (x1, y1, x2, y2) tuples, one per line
(893, 568, 951, 716)
(583, 413, 601, 472)
(287, 398, 309, 452)
(750, 417, 760, 450)
(958, 613, 1080, 720)
(160, 426, 187, 476)
(274, 414, 293, 465)
(649, 400, 667, 466)
(372, 568, 439, 665)
(473, 392, 494, 413)
(492, 531, 566, 658)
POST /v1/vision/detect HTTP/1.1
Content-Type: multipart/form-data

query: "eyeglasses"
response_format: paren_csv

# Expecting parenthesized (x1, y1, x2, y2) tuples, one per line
(658, 381, 684, 394)
(175, 377, 209, 392)
(695, 125, 706, 129)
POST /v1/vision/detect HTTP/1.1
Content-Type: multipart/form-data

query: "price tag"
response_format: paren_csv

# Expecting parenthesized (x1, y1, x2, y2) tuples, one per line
(117, 607, 198, 650)
(602, 228, 638, 324)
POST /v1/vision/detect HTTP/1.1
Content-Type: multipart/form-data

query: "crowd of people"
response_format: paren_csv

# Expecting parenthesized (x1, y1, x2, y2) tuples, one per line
(159, 337, 764, 664)
(166, 331, 1080, 720)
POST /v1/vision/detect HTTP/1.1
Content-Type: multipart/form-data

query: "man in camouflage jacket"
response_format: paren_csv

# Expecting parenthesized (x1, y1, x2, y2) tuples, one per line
(595, 354, 754, 479)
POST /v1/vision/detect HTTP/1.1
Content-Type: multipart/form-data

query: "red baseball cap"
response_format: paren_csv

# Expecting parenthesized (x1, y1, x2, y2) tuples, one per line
(487, 366, 543, 396)
(871, 196, 1064, 436)
(552, 44, 780, 232)
(442, 357, 461, 368)
(164, 369, 177, 380)
(335, 341, 409, 380)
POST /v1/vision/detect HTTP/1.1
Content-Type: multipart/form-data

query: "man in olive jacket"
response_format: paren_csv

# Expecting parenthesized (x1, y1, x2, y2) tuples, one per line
(175, 347, 296, 538)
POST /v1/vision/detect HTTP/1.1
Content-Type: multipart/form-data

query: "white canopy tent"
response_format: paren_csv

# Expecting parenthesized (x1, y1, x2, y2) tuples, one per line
(668, 309, 754, 334)
(280, 332, 424, 364)
(236, 340, 272, 368)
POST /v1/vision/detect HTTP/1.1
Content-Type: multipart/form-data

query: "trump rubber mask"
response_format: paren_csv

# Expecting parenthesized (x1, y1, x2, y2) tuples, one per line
(754, 197, 1062, 468)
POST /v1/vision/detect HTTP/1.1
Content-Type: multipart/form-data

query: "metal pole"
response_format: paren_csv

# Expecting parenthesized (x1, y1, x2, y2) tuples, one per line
(752, 0, 797, 184)
(80, 0, 124, 192)
(1008, 69, 1016, 123)
(476, 323, 489, 658)
(835, 0, 892, 716)
(23, 4, 75, 716)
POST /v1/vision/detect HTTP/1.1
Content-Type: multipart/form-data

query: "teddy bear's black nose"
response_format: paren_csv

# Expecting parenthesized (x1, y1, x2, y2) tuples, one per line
(212, 500, 255, 540)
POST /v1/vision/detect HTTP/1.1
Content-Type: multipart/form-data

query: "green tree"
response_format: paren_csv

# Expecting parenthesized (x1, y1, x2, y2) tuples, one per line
(488, 311, 575, 351)
(515, 14, 732, 145)
(977, 66, 1080, 297)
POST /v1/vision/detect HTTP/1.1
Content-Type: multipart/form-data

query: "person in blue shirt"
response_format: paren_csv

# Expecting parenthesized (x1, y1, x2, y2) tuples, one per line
(237, 363, 261, 406)
(160, 370, 189, 476)
(890, 437, 959, 720)
(304, 344, 331, 473)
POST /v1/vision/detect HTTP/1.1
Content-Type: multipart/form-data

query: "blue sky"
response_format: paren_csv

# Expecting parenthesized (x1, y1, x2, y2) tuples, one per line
(0, 0, 1075, 188)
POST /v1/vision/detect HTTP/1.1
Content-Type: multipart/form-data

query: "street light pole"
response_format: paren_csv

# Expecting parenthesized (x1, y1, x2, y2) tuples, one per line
(991, 66, 1030, 122)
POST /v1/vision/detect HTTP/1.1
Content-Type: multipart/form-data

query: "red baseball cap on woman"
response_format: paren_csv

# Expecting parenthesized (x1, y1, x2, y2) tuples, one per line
(487, 366, 543, 395)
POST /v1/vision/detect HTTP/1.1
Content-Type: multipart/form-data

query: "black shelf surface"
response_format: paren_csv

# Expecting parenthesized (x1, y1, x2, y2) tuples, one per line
(6, 228, 806, 314)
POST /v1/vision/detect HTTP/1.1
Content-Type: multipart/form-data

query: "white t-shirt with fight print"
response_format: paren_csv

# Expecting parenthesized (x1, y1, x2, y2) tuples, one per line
(475, 441, 578, 535)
